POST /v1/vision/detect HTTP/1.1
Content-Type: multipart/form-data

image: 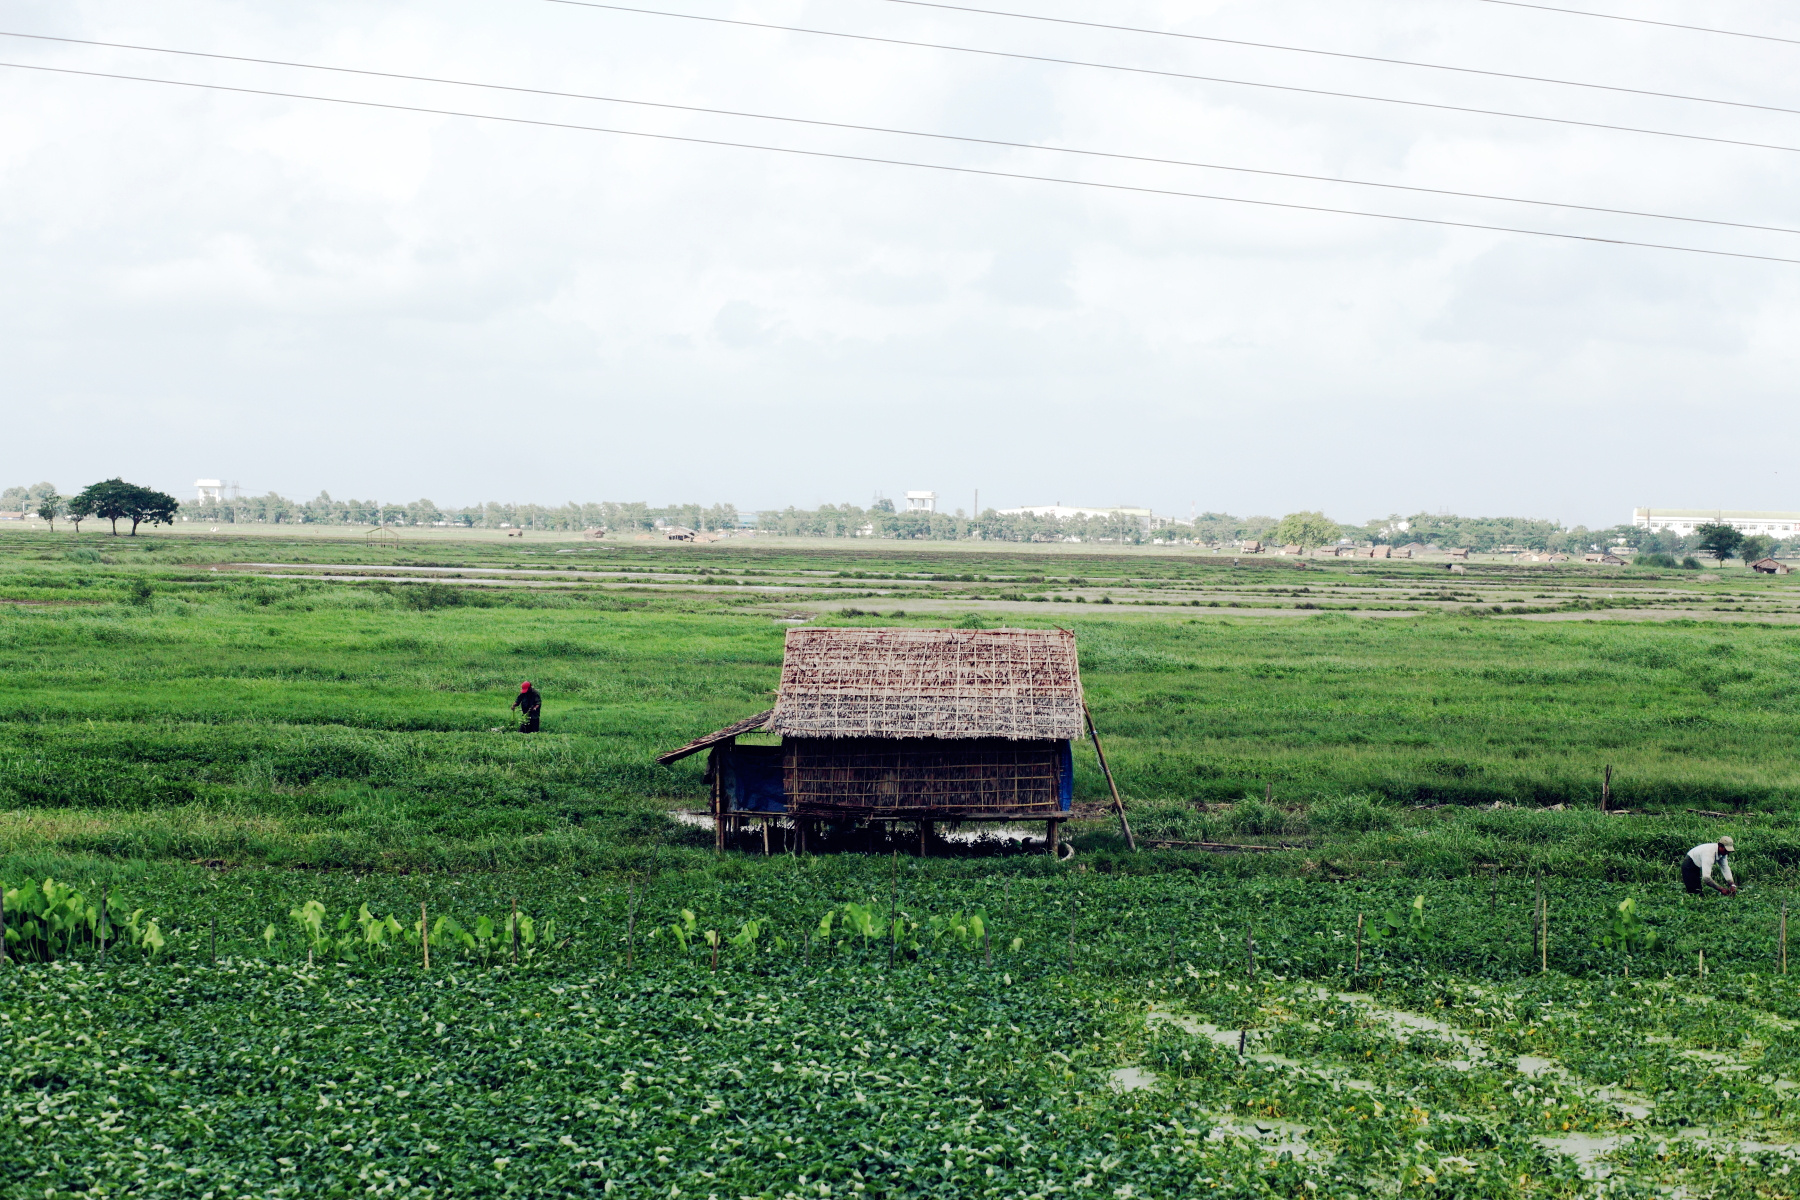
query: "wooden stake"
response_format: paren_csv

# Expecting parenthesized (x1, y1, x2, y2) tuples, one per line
(1084, 704, 1137, 851)
(1247, 928, 1256, 978)
(511, 897, 519, 964)
(1265, 782, 1273, 805)
(1490, 867, 1497, 916)
(888, 851, 899, 969)
(1782, 904, 1789, 976)
(985, 922, 992, 967)
(1237, 1028, 1247, 1057)
(1601, 764, 1612, 814)
(1004, 878, 1012, 919)
(1699, 949, 1705, 979)
(0, 886, 7, 966)
(625, 880, 637, 969)
(97, 884, 105, 968)
(1354, 912, 1363, 975)
(763, 820, 771, 856)
(422, 902, 430, 972)
(1541, 890, 1548, 974)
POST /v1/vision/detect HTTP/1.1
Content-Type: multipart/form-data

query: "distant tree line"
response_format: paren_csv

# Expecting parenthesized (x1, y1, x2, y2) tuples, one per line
(4, 480, 1794, 558)
(2, 479, 179, 535)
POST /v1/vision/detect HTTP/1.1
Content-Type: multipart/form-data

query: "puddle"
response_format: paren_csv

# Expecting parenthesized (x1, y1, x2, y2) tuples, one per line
(1109, 1067, 1157, 1092)
(1536, 1133, 1631, 1180)
(1209, 1119, 1315, 1160)
(666, 810, 1051, 847)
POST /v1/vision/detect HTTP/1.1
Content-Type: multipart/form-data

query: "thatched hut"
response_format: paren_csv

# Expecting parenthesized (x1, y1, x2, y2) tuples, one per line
(658, 628, 1083, 851)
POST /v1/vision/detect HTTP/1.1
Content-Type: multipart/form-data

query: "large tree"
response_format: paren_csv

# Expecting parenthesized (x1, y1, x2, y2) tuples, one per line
(1274, 510, 1339, 551)
(77, 478, 180, 536)
(1693, 522, 1744, 564)
(1738, 534, 1776, 564)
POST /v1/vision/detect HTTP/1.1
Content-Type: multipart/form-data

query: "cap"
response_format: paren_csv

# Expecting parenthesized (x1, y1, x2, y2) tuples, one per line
(520, 681, 533, 691)
(1719, 836, 1735, 853)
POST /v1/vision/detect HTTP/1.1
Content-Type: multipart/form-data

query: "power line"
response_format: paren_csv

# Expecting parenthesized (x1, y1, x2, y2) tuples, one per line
(5, 58, 1797, 265)
(7, 29, 1795, 236)
(1475, 1, 1800, 48)
(872, 0, 1800, 117)
(539, 1, 1800, 156)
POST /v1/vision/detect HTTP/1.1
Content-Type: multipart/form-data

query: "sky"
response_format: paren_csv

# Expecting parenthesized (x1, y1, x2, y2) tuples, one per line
(3, 0, 1798, 527)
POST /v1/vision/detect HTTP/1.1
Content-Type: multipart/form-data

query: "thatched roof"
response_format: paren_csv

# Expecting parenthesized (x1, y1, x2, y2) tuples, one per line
(655, 709, 774, 765)
(767, 628, 1084, 741)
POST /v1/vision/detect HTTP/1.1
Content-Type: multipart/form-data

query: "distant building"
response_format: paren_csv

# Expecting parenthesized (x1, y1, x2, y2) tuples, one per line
(905, 491, 938, 514)
(195, 479, 224, 503)
(1750, 558, 1793, 575)
(1634, 508, 1800, 536)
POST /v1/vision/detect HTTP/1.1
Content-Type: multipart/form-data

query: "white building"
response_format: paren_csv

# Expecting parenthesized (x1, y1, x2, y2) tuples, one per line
(1633, 508, 1800, 536)
(905, 491, 937, 513)
(997, 504, 1154, 522)
(195, 479, 224, 503)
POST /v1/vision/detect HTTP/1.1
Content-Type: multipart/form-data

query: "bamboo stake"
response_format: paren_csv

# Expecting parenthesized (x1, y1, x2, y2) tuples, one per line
(511, 897, 519, 965)
(1083, 704, 1137, 851)
(98, 884, 105, 968)
(888, 851, 899, 969)
(1541, 890, 1548, 974)
(1237, 1028, 1247, 1057)
(422, 902, 430, 972)
(1601, 764, 1612, 814)
(625, 880, 637, 969)
(1699, 949, 1705, 979)
(0, 886, 7, 966)
(1246, 928, 1256, 978)
(1783, 904, 1789, 976)
(763, 820, 771, 856)
(1354, 913, 1363, 975)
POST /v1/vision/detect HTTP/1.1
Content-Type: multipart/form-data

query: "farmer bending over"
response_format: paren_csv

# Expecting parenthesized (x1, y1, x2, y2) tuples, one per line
(512, 680, 542, 733)
(1683, 836, 1736, 896)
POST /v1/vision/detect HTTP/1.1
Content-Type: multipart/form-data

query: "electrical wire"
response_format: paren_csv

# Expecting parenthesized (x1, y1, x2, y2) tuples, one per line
(4, 58, 1797, 265)
(7, 28, 1795, 236)
(538, 1, 1800, 156)
(871, 0, 1799, 117)
(1475, 1, 1800, 48)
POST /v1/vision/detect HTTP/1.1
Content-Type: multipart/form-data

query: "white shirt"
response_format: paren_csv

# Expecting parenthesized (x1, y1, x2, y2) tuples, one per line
(1688, 842, 1735, 886)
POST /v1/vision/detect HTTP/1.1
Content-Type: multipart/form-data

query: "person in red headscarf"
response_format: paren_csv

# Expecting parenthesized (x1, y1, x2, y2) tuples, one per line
(511, 680, 542, 733)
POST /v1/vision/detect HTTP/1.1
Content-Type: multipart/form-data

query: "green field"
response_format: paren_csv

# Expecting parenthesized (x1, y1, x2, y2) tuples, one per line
(4, 529, 1800, 1197)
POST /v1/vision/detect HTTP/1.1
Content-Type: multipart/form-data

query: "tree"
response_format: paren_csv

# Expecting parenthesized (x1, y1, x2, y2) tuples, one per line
(1738, 534, 1775, 564)
(77, 478, 179, 536)
(1274, 511, 1339, 551)
(1693, 522, 1744, 564)
(66, 489, 95, 535)
(34, 492, 64, 532)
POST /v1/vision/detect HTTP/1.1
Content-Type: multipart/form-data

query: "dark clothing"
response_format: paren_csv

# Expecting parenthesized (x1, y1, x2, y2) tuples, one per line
(1682, 857, 1704, 894)
(511, 687, 542, 733)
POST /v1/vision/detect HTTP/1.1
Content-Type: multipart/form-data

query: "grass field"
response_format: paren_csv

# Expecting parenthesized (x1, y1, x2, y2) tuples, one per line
(5, 529, 1800, 1196)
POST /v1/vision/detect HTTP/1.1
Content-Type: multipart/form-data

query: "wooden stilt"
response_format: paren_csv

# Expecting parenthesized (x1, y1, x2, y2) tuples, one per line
(1047, 819, 1061, 856)
(1084, 705, 1136, 851)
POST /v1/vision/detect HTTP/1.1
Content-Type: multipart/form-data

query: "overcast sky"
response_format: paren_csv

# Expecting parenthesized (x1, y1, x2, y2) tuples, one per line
(4, 0, 1798, 526)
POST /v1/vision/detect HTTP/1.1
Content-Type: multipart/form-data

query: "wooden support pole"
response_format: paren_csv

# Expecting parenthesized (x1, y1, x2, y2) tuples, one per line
(1047, 819, 1060, 857)
(422, 902, 430, 972)
(98, 884, 105, 968)
(1783, 904, 1789, 976)
(511, 897, 520, 964)
(1601, 764, 1612, 814)
(1, 886, 7, 966)
(1246, 928, 1256, 978)
(1084, 704, 1136, 851)
(710, 749, 725, 855)
(763, 820, 771, 856)
(1541, 889, 1548, 974)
